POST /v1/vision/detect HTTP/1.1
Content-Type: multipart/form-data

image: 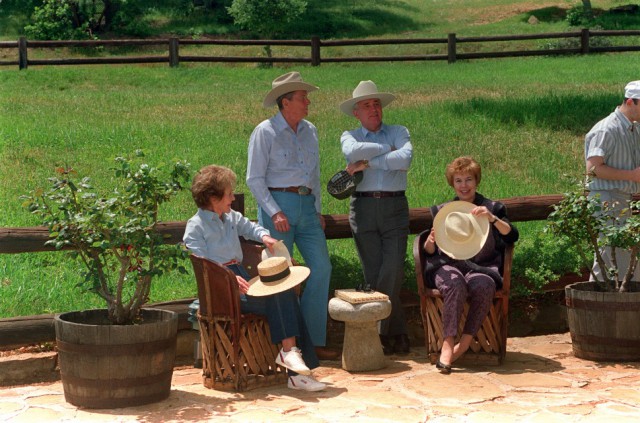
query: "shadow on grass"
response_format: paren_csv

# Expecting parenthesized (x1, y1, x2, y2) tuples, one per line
(452, 92, 620, 135)
(288, 0, 423, 39)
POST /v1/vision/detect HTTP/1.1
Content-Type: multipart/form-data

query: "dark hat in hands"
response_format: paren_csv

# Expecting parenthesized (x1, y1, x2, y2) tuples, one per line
(327, 170, 363, 200)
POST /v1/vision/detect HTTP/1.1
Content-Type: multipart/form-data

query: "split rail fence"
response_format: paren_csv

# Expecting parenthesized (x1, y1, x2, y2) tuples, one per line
(1, 29, 640, 69)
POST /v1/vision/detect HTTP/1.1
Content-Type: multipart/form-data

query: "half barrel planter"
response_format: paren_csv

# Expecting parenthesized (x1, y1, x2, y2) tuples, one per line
(54, 308, 177, 409)
(565, 281, 640, 361)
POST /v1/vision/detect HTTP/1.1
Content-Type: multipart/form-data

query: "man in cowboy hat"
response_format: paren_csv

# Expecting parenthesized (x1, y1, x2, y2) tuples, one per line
(339, 80, 413, 355)
(585, 80, 640, 282)
(247, 72, 338, 360)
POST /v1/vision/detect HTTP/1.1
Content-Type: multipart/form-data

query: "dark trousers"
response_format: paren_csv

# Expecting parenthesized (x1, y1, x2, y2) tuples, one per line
(349, 195, 409, 336)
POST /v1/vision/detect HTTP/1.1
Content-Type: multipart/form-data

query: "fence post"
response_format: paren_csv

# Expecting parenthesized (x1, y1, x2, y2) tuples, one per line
(580, 28, 590, 54)
(311, 36, 321, 66)
(18, 37, 28, 70)
(447, 33, 457, 64)
(169, 38, 179, 67)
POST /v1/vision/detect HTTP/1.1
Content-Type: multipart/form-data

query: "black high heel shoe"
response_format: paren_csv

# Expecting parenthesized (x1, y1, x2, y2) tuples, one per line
(435, 360, 452, 374)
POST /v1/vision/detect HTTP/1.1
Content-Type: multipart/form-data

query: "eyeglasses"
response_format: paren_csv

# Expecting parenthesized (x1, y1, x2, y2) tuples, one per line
(356, 283, 372, 293)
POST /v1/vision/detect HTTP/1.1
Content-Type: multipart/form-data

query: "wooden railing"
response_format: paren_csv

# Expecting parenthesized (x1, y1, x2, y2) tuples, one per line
(1, 29, 639, 69)
(0, 194, 563, 255)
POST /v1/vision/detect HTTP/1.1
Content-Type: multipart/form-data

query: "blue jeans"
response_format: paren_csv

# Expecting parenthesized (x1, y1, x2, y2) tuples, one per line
(259, 191, 332, 346)
(190, 263, 319, 371)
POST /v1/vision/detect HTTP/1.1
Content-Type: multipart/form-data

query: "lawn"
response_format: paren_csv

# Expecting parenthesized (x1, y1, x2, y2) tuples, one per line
(1, 0, 640, 317)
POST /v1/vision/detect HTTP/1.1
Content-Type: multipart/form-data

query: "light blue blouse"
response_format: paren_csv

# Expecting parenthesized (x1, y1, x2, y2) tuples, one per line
(183, 208, 269, 264)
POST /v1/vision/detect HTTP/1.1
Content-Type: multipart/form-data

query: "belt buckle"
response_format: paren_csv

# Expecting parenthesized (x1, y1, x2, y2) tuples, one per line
(373, 191, 382, 199)
(298, 186, 310, 195)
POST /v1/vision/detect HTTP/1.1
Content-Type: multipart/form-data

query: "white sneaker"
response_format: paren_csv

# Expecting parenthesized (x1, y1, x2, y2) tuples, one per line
(287, 374, 326, 392)
(275, 347, 311, 375)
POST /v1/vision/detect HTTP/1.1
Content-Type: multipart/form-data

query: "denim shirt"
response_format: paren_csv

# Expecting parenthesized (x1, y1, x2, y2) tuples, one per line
(341, 123, 413, 192)
(247, 112, 322, 216)
(183, 208, 269, 263)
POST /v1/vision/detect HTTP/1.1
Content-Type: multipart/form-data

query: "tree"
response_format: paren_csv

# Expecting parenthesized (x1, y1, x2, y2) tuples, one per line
(227, 0, 307, 60)
(581, 0, 593, 19)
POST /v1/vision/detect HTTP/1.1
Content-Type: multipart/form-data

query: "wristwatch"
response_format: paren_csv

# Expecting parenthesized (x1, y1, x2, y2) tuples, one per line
(363, 160, 370, 168)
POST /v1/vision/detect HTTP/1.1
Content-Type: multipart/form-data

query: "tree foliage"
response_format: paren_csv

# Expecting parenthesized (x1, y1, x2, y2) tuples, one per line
(227, 0, 307, 39)
(22, 151, 192, 324)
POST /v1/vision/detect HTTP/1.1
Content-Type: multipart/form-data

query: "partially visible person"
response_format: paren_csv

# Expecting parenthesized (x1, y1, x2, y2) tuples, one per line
(183, 164, 325, 391)
(423, 156, 519, 373)
(339, 80, 413, 355)
(247, 72, 337, 360)
(585, 80, 640, 282)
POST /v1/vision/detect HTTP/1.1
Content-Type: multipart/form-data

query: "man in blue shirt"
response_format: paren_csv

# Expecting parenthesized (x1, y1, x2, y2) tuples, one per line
(247, 72, 337, 360)
(340, 80, 413, 355)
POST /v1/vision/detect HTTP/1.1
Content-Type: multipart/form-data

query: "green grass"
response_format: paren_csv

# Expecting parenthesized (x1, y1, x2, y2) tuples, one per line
(3, 53, 640, 318)
(2, 0, 640, 318)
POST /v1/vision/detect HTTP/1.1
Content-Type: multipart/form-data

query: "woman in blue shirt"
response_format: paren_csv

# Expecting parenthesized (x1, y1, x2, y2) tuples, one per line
(183, 165, 325, 392)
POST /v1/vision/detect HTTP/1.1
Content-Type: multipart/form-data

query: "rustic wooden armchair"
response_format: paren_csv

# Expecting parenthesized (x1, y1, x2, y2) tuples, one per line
(189, 239, 287, 391)
(413, 230, 514, 365)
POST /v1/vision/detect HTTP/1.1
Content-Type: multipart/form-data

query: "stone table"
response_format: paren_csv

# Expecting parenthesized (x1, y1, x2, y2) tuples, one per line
(328, 297, 392, 371)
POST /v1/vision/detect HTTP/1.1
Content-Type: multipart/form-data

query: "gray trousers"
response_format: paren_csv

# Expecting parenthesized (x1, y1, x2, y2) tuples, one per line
(589, 190, 640, 283)
(349, 195, 409, 336)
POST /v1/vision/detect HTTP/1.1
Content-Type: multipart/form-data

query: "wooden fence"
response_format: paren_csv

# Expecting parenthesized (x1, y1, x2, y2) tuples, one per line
(0, 193, 563, 255)
(1, 29, 640, 69)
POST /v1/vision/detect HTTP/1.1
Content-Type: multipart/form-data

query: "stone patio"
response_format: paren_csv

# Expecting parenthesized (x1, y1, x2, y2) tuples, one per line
(1, 333, 640, 422)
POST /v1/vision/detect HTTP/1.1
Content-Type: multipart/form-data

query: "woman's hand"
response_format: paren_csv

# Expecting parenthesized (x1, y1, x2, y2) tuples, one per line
(262, 235, 278, 254)
(236, 275, 250, 294)
(471, 206, 496, 222)
(423, 228, 436, 254)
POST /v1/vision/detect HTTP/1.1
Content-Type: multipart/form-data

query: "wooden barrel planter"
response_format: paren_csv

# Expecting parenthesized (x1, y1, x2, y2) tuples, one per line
(565, 281, 640, 361)
(54, 308, 178, 409)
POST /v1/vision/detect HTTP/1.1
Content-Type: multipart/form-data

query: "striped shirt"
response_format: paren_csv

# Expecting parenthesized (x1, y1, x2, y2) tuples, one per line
(585, 107, 640, 194)
(340, 123, 413, 192)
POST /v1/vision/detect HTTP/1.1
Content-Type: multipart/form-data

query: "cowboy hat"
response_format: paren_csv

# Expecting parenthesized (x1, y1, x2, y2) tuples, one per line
(339, 80, 396, 116)
(247, 256, 309, 296)
(327, 170, 363, 200)
(263, 71, 318, 108)
(433, 201, 490, 260)
(261, 239, 293, 266)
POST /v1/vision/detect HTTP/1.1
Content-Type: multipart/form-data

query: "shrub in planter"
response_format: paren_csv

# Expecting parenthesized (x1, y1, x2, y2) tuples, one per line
(22, 151, 192, 407)
(547, 179, 640, 361)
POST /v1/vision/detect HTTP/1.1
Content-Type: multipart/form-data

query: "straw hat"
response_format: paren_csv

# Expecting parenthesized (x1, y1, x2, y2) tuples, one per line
(433, 201, 490, 260)
(247, 257, 309, 296)
(263, 72, 318, 108)
(339, 80, 396, 116)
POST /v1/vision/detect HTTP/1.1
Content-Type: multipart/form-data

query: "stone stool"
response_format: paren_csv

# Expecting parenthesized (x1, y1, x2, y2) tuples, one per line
(328, 297, 392, 372)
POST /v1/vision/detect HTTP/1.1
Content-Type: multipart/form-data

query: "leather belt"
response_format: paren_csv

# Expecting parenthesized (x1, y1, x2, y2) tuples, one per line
(269, 186, 312, 195)
(353, 191, 405, 198)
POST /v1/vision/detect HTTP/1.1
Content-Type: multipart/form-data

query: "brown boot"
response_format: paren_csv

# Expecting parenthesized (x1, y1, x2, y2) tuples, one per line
(315, 346, 340, 360)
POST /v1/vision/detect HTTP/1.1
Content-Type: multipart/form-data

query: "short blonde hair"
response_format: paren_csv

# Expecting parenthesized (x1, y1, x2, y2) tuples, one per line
(445, 156, 481, 187)
(191, 165, 236, 208)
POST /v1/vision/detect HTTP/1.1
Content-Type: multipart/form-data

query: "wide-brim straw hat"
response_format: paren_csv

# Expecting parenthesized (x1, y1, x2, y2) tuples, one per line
(433, 201, 490, 260)
(263, 71, 318, 108)
(247, 256, 309, 296)
(339, 80, 396, 116)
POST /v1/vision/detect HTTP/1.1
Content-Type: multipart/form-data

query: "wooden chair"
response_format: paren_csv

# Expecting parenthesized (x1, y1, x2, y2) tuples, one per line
(413, 230, 514, 365)
(189, 239, 287, 391)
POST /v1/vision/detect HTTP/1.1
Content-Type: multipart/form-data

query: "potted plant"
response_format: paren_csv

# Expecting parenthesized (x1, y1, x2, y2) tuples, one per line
(22, 150, 191, 408)
(547, 179, 640, 361)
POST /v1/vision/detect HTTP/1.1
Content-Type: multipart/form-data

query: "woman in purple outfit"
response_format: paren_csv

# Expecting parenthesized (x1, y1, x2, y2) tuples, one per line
(423, 157, 519, 374)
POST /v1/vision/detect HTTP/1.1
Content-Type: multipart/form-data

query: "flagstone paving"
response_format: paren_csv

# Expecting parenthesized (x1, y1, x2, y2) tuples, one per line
(1, 333, 639, 422)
